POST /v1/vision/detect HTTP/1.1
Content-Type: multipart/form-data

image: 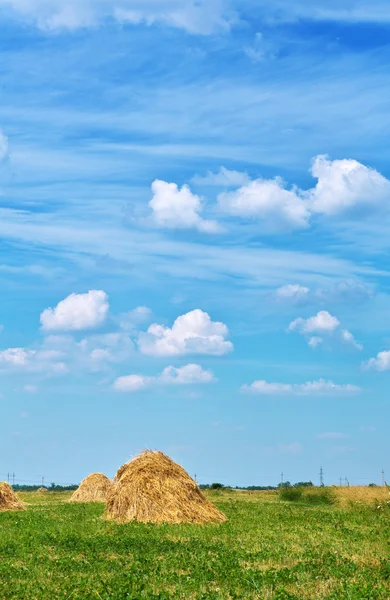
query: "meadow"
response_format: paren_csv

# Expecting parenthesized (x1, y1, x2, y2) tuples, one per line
(0, 489, 389, 599)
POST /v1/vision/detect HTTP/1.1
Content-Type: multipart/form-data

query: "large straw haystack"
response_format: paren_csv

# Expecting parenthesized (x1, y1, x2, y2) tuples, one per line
(0, 482, 24, 511)
(70, 473, 113, 503)
(105, 450, 227, 524)
(37, 487, 49, 493)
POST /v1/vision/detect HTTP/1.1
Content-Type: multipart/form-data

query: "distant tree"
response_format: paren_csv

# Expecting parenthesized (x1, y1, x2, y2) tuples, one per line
(294, 481, 314, 488)
(210, 482, 224, 490)
(278, 481, 291, 488)
(368, 483, 377, 487)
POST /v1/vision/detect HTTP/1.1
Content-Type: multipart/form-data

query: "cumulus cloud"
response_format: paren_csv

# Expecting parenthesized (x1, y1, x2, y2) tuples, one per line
(113, 374, 152, 392)
(0, 0, 234, 34)
(40, 290, 109, 331)
(365, 350, 390, 371)
(0, 348, 35, 366)
(192, 166, 250, 187)
(114, 363, 215, 392)
(289, 310, 340, 334)
(0, 345, 68, 374)
(159, 363, 215, 384)
(149, 180, 221, 233)
(242, 379, 361, 396)
(288, 310, 362, 350)
(218, 177, 310, 232)
(138, 309, 233, 356)
(309, 155, 390, 216)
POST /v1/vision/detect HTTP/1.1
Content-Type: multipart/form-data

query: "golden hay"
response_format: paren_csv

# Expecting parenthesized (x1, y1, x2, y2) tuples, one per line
(0, 482, 24, 511)
(334, 485, 390, 507)
(105, 450, 227, 524)
(70, 473, 113, 503)
(36, 487, 49, 493)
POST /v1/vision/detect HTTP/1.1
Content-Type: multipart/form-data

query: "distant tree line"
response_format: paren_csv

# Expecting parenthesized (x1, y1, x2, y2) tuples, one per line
(200, 481, 314, 491)
(13, 483, 78, 491)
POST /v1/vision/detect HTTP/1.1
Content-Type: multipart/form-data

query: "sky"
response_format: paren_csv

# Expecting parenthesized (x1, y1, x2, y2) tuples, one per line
(0, 0, 390, 488)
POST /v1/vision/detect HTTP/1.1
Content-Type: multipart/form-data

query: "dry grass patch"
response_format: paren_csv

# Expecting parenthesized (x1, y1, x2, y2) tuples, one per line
(334, 485, 390, 508)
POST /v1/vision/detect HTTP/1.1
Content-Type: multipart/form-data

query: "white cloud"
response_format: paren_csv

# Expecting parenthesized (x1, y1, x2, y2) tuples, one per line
(242, 378, 361, 396)
(288, 310, 362, 350)
(114, 363, 215, 392)
(0, 348, 35, 366)
(365, 350, 390, 371)
(40, 290, 109, 331)
(149, 180, 221, 234)
(289, 310, 340, 334)
(192, 166, 250, 187)
(138, 309, 233, 356)
(317, 432, 349, 439)
(113, 374, 152, 392)
(218, 177, 310, 232)
(159, 363, 215, 384)
(0, 0, 234, 34)
(276, 284, 310, 301)
(341, 329, 363, 351)
(0, 131, 8, 161)
(309, 155, 390, 216)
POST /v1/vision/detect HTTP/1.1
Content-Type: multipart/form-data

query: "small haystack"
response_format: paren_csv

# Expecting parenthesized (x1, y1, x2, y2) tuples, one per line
(70, 473, 113, 503)
(105, 450, 227, 524)
(36, 487, 49, 493)
(0, 482, 24, 511)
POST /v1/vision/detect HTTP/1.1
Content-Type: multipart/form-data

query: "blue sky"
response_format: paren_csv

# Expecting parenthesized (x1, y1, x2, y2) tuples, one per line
(1, 0, 390, 487)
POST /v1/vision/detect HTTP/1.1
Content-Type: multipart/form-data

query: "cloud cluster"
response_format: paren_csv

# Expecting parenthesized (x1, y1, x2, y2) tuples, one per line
(138, 309, 233, 356)
(0, 0, 234, 34)
(149, 180, 221, 234)
(242, 378, 361, 396)
(275, 280, 374, 305)
(114, 363, 215, 392)
(157, 156, 390, 234)
(288, 310, 362, 350)
(40, 290, 109, 331)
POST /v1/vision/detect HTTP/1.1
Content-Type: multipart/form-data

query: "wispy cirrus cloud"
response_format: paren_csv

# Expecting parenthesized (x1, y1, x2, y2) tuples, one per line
(242, 378, 361, 396)
(0, 0, 235, 33)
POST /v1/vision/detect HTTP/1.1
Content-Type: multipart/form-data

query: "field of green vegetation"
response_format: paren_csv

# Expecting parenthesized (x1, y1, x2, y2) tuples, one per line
(0, 489, 389, 599)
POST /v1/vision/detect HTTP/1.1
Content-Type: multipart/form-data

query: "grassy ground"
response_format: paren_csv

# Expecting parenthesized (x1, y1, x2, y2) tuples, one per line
(0, 490, 389, 599)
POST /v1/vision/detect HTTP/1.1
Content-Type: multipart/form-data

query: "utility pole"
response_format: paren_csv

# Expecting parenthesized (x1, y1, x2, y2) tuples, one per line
(345, 477, 348, 487)
(319, 466, 324, 487)
(42, 476, 45, 487)
(7, 473, 9, 483)
(194, 474, 196, 483)
(280, 472, 284, 487)
(12, 473, 15, 485)
(339, 477, 342, 487)
(382, 470, 386, 487)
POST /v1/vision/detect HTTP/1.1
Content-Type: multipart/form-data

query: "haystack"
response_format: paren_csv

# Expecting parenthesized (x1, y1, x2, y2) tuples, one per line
(37, 487, 48, 493)
(0, 482, 24, 511)
(70, 473, 113, 502)
(105, 450, 227, 524)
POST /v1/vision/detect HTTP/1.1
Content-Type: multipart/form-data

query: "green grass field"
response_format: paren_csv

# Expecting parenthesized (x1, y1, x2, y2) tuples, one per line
(0, 490, 389, 599)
